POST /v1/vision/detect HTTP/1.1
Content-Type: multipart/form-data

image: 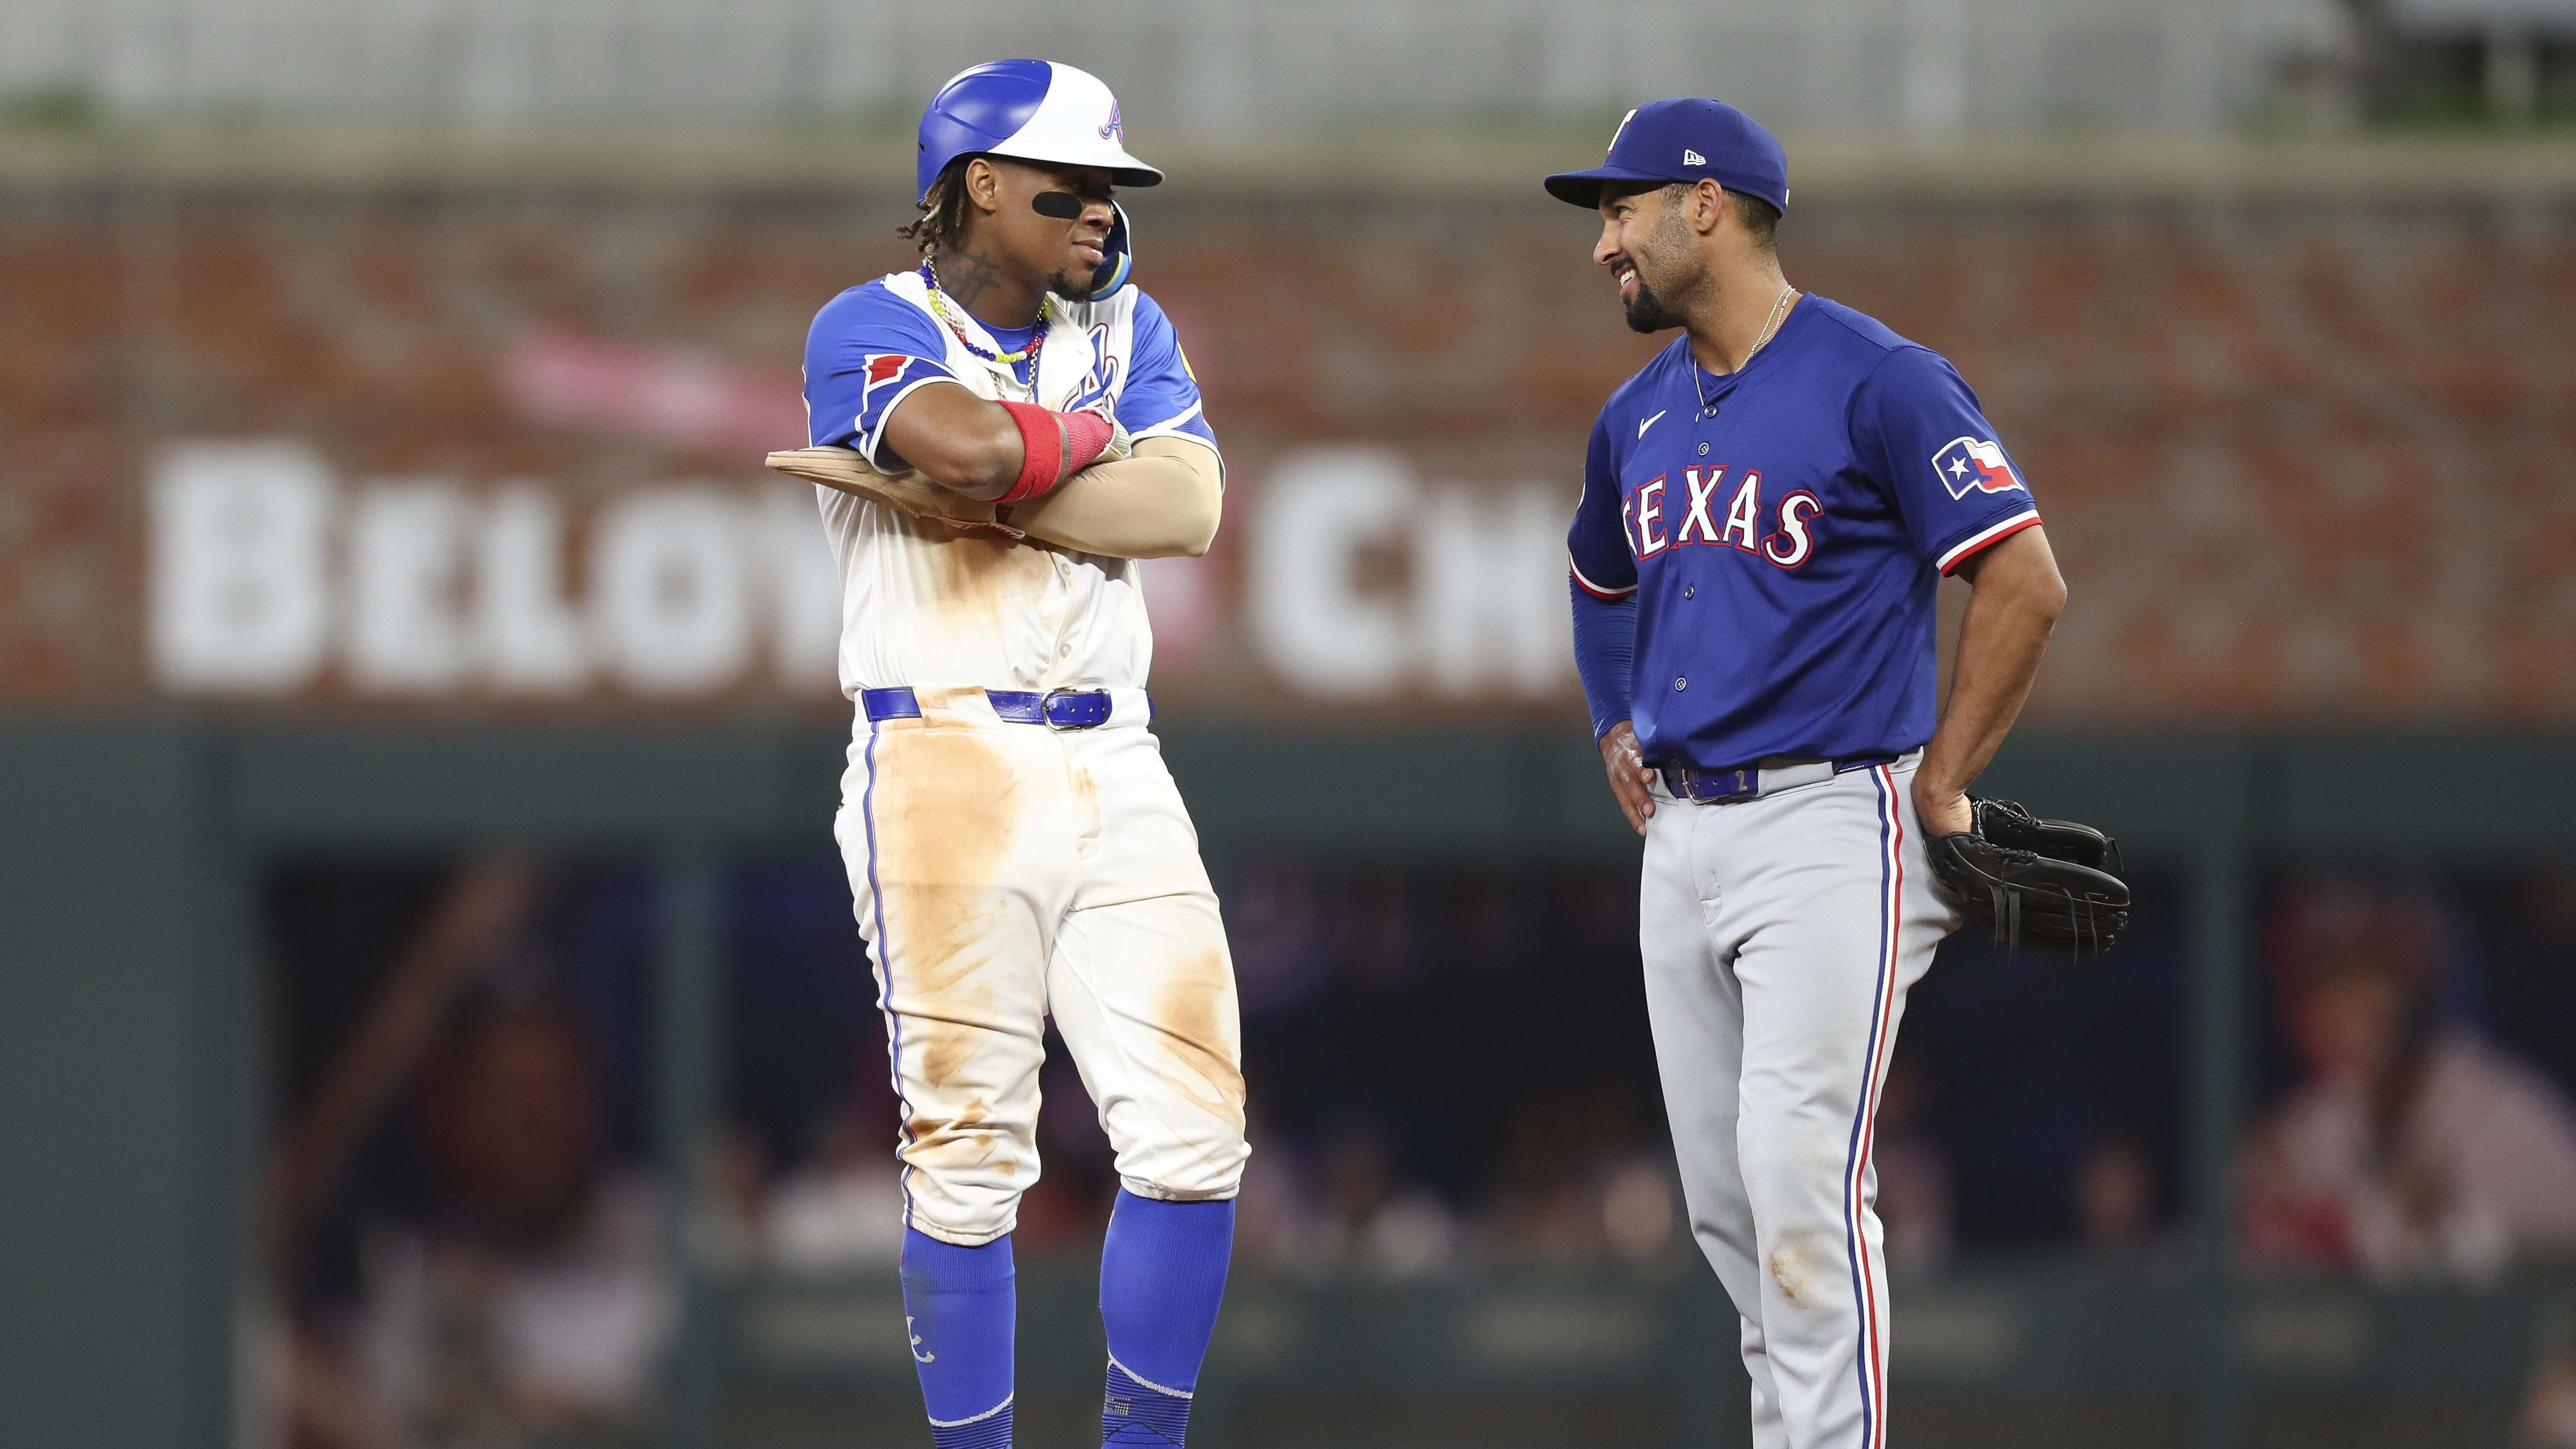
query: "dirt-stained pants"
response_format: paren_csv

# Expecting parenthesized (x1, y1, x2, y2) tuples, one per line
(834, 686, 1247, 1246)
(1638, 755, 1957, 1449)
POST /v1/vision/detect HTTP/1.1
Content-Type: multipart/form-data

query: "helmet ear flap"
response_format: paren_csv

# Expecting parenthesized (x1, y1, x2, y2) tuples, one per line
(1080, 203, 1135, 301)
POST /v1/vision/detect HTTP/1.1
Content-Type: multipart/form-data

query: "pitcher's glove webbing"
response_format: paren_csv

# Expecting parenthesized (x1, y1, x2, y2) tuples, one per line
(764, 447, 1026, 540)
(1925, 798, 2130, 955)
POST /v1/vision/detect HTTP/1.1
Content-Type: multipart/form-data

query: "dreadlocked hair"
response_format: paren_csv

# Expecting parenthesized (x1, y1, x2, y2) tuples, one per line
(898, 157, 973, 256)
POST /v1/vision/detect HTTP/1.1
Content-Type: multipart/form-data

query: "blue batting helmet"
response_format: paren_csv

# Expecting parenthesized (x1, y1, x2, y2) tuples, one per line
(916, 60, 1160, 301)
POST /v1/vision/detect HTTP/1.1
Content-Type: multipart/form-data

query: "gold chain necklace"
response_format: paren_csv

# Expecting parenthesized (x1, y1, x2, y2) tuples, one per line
(1748, 285, 1798, 359)
(1694, 285, 1798, 417)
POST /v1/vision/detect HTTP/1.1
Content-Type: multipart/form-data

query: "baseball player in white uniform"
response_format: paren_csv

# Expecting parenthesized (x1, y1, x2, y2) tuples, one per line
(794, 60, 1241, 1449)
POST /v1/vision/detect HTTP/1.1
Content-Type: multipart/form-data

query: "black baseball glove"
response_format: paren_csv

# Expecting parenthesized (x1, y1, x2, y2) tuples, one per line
(1925, 798, 2130, 955)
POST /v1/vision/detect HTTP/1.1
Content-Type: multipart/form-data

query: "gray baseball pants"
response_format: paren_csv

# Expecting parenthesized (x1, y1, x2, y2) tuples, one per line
(1638, 751, 1957, 1449)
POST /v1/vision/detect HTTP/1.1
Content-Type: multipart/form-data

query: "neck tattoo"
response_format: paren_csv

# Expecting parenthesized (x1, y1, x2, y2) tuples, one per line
(933, 246, 1002, 309)
(922, 256, 1052, 367)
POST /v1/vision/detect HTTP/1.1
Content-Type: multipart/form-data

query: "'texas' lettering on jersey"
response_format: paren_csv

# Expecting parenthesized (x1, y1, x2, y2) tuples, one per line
(1621, 466, 1824, 570)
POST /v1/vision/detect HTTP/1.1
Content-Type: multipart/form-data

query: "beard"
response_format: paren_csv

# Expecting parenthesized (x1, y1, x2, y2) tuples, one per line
(1622, 206, 1700, 332)
(1623, 271, 1679, 334)
(1046, 243, 1108, 302)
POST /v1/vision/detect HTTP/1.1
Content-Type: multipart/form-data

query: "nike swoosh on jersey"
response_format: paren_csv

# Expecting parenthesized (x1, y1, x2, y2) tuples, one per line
(1638, 409, 1667, 438)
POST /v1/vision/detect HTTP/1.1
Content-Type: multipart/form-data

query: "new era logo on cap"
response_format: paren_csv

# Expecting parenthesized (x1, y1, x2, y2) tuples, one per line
(1545, 98, 1791, 214)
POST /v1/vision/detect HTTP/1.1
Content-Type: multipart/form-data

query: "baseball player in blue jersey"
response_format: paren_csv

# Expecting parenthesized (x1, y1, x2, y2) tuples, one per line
(1550, 102, 2071, 1448)
(787, 61, 1240, 1449)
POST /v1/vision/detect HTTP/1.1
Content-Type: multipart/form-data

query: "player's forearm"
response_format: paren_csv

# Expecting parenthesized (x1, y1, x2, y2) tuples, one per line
(880, 382, 1025, 499)
(1919, 526, 2065, 799)
(1568, 577, 1637, 741)
(1004, 436, 1222, 559)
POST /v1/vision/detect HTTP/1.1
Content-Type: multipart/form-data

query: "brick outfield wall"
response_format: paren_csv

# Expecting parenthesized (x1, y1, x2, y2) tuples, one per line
(3, 180, 2573, 722)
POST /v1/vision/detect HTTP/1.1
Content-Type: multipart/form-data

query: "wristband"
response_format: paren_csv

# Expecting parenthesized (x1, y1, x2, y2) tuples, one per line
(996, 401, 1118, 505)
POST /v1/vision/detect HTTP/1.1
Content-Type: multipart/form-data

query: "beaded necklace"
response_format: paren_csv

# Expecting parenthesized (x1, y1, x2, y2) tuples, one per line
(920, 259, 1051, 367)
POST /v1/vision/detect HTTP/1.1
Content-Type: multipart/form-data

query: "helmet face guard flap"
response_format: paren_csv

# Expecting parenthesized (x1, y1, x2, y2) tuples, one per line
(917, 59, 1158, 300)
(1086, 203, 1135, 301)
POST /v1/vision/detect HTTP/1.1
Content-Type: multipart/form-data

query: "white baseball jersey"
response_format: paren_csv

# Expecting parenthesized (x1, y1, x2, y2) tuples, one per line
(800, 269, 1247, 1250)
(800, 269, 1219, 699)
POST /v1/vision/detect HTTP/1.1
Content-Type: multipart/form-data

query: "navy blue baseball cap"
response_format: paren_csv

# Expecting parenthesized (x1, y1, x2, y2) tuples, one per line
(1544, 98, 1790, 214)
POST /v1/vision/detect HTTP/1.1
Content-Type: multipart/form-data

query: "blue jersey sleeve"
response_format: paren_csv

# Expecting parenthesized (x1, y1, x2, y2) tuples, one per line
(802, 284, 964, 469)
(1852, 346, 2043, 575)
(1566, 411, 1637, 599)
(1113, 290, 1219, 454)
(1567, 411, 1637, 738)
(1570, 579, 1637, 741)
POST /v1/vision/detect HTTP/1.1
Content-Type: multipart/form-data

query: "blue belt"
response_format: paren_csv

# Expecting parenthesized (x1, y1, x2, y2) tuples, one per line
(861, 686, 1125, 730)
(1659, 753, 1897, 804)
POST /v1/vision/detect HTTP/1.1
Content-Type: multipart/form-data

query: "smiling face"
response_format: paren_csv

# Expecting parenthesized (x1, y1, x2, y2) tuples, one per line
(1594, 180, 1704, 334)
(963, 156, 1118, 300)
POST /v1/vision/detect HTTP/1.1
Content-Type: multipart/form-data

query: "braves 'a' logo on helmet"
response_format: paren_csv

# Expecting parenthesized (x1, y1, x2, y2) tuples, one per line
(1101, 102, 1123, 142)
(1930, 437, 2024, 500)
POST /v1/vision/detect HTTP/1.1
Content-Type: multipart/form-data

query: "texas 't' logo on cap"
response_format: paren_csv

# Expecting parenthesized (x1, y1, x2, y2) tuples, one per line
(1932, 437, 2025, 499)
(1605, 107, 1637, 156)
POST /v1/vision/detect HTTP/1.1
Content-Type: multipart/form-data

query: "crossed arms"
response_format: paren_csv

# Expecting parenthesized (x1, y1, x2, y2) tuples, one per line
(886, 381, 1222, 560)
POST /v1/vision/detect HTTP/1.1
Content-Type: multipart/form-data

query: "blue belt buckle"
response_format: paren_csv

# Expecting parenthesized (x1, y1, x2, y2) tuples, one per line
(1663, 764, 1757, 803)
(1702, 766, 1756, 802)
(1038, 687, 1111, 731)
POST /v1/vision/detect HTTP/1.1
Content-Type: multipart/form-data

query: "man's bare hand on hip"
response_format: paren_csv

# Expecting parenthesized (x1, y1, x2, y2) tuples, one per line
(1601, 722, 1657, 835)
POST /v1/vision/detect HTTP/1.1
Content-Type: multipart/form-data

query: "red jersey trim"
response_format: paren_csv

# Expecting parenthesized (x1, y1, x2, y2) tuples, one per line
(1570, 557, 1638, 600)
(1936, 509, 2041, 576)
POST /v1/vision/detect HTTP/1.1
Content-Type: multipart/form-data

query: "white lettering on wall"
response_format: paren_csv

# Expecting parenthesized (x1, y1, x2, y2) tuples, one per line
(145, 440, 1582, 706)
(347, 481, 471, 694)
(592, 487, 749, 695)
(1249, 448, 1412, 699)
(144, 441, 841, 700)
(475, 485, 589, 694)
(748, 490, 844, 693)
(1416, 483, 1571, 698)
(1247, 448, 1578, 701)
(149, 441, 334, 692)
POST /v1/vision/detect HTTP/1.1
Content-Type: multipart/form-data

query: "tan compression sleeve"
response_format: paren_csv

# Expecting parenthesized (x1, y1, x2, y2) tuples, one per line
(1002, 434, 1224, 560)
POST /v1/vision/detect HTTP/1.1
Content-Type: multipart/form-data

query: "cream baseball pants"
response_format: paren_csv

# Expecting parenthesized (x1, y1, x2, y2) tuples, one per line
(834, 686, 1248, 1246)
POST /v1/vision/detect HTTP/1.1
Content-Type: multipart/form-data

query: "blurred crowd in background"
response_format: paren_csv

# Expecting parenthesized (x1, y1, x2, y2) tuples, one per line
(252, 856, 2576, 1444)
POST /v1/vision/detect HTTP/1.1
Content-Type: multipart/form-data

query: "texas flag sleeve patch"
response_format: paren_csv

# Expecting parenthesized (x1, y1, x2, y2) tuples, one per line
(1930, 436, 2026, 500)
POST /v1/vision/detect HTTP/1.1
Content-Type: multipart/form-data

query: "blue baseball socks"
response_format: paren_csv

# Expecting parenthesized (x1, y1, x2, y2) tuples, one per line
(900, 1194, 1236, 1448)
(1098, 1191, 1237, 1446)
(900, 1227, 1017, 1449)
